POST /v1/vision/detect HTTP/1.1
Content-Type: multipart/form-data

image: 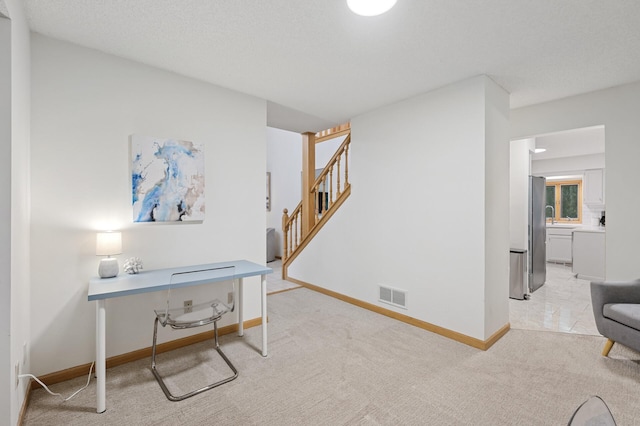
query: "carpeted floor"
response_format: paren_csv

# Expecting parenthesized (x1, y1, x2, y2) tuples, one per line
(23, 288, 640, 425)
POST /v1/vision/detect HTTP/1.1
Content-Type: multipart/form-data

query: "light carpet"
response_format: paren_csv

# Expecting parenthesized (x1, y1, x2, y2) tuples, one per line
(23, 288, 640, 425)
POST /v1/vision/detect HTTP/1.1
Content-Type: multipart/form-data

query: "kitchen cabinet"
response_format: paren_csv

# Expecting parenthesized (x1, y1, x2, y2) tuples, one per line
(546, 228, 573, 263)
(584, 169, 605, 206)
(572, 230, 605, 280)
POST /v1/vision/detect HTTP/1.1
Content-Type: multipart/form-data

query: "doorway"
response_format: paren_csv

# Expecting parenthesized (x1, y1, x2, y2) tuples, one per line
(509, 125, 605, 336)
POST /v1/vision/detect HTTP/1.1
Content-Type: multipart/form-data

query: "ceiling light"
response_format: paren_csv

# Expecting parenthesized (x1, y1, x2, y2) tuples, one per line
(347, 0, 397, 16)
(534, 148, 546, 153)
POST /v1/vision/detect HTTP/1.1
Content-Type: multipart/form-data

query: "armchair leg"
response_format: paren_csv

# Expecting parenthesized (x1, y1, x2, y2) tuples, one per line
(602, 339, 615, 357)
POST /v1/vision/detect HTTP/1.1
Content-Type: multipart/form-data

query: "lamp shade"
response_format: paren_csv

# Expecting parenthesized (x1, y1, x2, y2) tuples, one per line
(96, 232, 122, 256)
(347, 0, 397, 16)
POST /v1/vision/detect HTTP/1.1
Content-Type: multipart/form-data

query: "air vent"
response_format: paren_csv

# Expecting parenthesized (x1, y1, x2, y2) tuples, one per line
(378, 285, 407, 309)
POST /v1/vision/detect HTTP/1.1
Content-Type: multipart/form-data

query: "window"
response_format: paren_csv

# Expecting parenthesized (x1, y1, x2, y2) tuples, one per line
(545, 180, 582, 223)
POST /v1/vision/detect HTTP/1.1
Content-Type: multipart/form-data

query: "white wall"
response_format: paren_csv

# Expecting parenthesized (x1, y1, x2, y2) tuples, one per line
(30, 35, 267, 376)
(0, 15, 12, 425)
(510, 138, 535, 250)
(289, 76, 510, 341)
(1, 0, 31, 423)
(483, 78, 511, 338)
(512, 80, 640, 280)
(266, 127, 301, 257)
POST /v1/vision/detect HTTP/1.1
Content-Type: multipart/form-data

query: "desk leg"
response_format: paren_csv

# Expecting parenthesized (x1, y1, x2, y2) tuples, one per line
(261, 273, 268, 357)
(96, 299, 106, 413)
(237, 277, 244, 337)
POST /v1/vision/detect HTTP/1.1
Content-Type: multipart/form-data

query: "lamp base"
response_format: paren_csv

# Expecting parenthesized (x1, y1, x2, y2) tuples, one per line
(99, 258, 119, 278)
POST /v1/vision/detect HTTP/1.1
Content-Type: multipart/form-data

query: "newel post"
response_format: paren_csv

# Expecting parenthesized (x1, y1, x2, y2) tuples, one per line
(301, 132, 316, 236)
(282, 208, 289, 260)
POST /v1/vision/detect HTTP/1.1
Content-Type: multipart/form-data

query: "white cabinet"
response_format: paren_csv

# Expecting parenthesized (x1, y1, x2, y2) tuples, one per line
(546, 228, 573, 263)
(572, 230, 605, 280)
(584, 169, 605, 206)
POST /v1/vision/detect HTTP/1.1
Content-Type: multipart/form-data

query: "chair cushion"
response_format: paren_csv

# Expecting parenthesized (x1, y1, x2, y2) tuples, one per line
(603, 303, 640, 330)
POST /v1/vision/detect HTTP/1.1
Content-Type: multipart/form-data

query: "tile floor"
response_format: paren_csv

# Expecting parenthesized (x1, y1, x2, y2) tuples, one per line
(266, 259, 301, 294)
(509, 262, 600, 336)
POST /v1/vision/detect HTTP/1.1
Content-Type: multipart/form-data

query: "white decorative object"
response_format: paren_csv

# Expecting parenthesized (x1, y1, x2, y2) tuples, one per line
(123, 257, 144, 274)
(96, 232, 122, 278)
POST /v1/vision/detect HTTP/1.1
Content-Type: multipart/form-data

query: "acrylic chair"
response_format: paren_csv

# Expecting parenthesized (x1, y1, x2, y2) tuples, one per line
(151, 266, 238, 401)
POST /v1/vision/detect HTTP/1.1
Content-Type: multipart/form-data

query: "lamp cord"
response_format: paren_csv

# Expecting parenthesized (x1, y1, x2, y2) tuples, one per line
(18, 362, 95, 402)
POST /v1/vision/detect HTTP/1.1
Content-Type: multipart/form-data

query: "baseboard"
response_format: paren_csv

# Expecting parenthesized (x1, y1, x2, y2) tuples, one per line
(29, 316, 263, 391)
(285, 276, 510, 351)
(18, 382, 32, 426)
(267, 286, 303, 296)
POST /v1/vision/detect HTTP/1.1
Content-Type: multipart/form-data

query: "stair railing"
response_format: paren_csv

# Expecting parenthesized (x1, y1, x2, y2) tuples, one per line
(282, 133, 351, 262)
(310, 134, 350, 224)
(282, 202, 302, 261)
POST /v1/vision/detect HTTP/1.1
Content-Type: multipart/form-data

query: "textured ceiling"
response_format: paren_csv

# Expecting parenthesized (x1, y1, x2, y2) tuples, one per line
(22, 0, 640, 132)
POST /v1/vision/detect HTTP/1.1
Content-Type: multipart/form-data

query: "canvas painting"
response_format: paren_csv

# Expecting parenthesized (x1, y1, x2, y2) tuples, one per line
(131, 135, 205, 222)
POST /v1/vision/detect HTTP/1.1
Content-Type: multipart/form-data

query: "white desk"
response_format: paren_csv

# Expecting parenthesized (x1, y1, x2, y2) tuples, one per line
(88, 259, 271, 413)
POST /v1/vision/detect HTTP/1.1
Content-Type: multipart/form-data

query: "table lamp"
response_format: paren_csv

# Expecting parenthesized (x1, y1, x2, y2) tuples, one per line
(96, 231, 122, 278)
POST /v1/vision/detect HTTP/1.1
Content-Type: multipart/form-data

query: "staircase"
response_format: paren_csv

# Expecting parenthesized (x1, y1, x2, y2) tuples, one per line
(281, 124, 351, 275)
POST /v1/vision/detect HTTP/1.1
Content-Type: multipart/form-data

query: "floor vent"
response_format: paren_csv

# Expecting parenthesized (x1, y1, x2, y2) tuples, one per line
(379, 285, 408, 309)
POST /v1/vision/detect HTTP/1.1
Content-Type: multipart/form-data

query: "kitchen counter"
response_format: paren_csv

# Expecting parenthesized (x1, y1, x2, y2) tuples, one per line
(544, 225, 605, 268)
(572, 227, 605, 233)
(572, 229, 605, 280)
(546, 224, 605, 232)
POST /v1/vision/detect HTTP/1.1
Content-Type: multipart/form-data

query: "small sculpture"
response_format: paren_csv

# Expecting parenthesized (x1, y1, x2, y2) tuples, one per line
(123, 257, 143, 274)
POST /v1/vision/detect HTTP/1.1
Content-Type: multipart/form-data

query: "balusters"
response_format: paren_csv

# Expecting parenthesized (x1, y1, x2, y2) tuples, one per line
(311, 184, 322, 224)
(344, 143, 349, 187)
(282, 205, 304, 259)
(329, 166, 334, 206)
(293, 214, 298, 250)
(320, 184, 324, 219)
(336, 152, 342, 197)
(282, 208, 289, 260)
(282, 131, 350, 264)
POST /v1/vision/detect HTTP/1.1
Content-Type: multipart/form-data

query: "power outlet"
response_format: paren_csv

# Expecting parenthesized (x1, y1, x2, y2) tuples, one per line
(15, 362, 19, 388)
(227, 292, 234, 304)
(184, 300, 193, 314)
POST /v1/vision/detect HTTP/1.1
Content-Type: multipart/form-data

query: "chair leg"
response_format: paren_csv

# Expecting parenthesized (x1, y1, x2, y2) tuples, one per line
(212, 319, 238, 384)
(151, 317, 159, 369)
(602, 339, 615, 357)
(213, 320, 238, 383)
(151, 317, 179, 401)
(151, 318, 238, 402)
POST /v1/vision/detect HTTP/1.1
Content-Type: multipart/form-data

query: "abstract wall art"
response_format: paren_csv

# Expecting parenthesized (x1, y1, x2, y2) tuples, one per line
(131, 135, 205, 222)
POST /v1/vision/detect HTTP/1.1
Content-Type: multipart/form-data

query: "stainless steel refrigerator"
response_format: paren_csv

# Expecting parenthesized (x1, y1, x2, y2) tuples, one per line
(528, 176, 547, 292)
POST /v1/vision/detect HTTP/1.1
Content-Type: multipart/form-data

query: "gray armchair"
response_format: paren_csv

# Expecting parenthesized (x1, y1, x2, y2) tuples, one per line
(590, 279, 640, 356)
